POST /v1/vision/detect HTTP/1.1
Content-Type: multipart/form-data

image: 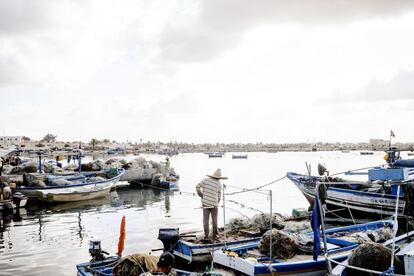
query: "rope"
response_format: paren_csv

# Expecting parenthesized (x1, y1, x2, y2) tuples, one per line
(224, 176, 287, 196)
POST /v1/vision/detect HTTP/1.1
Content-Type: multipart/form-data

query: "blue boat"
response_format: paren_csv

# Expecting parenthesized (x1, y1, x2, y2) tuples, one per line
(287, 149, 414, 218)
(213, 220, 394, 276)
(287, 172, 407, 218)
(159, 179, 179, 190)
(158, 228, 261, 263)
(76, 256, 216, 276)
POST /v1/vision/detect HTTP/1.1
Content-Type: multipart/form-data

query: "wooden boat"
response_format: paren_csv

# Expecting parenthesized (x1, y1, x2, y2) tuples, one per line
(232, 154, 248, 159)
(208, 152, 224, 158)
(331, 229, 414, 275)
(213, 221, 394, 276)
(158, 228, 261, 263)
(36, 184, 112, 202)
(13, 168, 124, 200)
(287, 172, 406, 218)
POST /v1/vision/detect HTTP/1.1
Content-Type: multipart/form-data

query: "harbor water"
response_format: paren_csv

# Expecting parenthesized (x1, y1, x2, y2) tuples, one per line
(0, 151, 400, 275)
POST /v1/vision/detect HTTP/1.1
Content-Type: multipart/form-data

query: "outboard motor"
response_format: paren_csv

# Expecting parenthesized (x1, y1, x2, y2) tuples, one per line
(158, 228, 179, 252)
(317, 163, 328, 176)
(89, 240, 109, 262)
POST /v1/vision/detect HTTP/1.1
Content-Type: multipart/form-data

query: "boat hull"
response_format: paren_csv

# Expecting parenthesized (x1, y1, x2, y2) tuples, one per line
(173, 238, 261, 263)
(213, 221, 393, 276)
(13, 169, 124, 199)
(36, 185, 112, 202)
(287, 172, 405, 218)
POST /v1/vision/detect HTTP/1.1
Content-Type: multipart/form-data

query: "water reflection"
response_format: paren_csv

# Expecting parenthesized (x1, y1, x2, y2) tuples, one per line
(116, 187, 171, 209)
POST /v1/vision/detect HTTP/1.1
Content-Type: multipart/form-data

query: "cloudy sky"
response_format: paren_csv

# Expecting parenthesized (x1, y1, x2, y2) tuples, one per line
(1, 0, 414, 143)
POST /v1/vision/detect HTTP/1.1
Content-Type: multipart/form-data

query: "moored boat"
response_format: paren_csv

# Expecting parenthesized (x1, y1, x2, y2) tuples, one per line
(232, 154, 248, 159)
(213, 221, 395, 276)
(76, 255, 221, 276)
(12, 168, 124, 200)
(158, 228, 261, 263)
(360, 151, 374, 155)
(286, 172, 406, 218)
(208, 152, 224, 158)
(36, 184, 112, 203)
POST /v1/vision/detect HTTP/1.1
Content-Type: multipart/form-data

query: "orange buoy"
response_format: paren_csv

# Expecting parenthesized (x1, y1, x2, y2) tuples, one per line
(117, 215, 126, 257)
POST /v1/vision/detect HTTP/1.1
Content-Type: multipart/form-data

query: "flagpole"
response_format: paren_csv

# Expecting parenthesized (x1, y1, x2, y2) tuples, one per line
(389, 132, 392, 148)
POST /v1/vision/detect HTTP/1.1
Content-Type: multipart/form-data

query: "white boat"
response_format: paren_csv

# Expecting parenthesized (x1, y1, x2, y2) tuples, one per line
(287, 172, 406, 218)
(13, 169, 124, 200)
(36, 184, 112, 202)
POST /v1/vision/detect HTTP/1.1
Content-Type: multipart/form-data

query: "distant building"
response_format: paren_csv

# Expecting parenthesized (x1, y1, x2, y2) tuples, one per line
(369, 139, 387, 145)
(0, 136, 22, 147)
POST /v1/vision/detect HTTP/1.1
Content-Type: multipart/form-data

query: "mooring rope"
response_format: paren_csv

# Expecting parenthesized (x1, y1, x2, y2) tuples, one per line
(224, 175, 287, 196)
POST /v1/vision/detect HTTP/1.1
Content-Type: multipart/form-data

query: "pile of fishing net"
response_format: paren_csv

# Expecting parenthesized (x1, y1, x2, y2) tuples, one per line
(9, 161, 38, 174)
(259, 229, 298, 259)
(225, 213, 311, 234)
(113, 253, 158, 276)
(337, 227, 393, 244)
(226, 213, 285, 232)
(347, 242, 404, 276)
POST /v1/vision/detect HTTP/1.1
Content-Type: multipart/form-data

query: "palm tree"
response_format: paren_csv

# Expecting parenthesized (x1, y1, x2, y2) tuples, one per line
(89, 138, 100, 151)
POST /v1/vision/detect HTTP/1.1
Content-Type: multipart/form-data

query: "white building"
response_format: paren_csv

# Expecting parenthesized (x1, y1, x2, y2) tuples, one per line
(0, 136, 22, 147)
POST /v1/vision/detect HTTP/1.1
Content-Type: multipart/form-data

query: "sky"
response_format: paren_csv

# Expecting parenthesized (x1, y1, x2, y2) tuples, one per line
(1, 0, 414, 143)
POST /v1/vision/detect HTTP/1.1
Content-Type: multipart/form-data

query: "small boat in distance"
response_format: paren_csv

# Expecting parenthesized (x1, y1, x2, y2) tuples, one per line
(232, 154, 248, 159)
(341, 150, 350, 153)
(208, 152, 224, 158)
(360, 151, 374, 155)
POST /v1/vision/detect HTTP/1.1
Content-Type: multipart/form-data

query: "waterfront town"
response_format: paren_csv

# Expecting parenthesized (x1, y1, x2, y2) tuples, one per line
(1, 135, 413, 155)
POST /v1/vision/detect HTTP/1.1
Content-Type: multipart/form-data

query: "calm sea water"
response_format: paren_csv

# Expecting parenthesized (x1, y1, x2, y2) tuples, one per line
(0, 151, 402, 275)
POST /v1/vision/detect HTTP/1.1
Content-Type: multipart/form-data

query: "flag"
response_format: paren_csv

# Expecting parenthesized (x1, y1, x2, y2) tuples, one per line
(390, 130, 395, 137)
(311, 193, 321, 261)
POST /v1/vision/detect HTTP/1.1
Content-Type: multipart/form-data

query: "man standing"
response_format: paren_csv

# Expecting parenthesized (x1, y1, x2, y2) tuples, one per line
(196, 169, 227, 240)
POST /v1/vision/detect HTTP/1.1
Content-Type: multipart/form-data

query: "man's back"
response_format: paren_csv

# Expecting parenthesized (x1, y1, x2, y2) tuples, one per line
(196, 177, 221, 208)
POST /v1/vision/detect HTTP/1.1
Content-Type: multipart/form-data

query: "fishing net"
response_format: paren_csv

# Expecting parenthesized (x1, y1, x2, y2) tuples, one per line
(338, 227, 393, 244)
(259, 229, 298, 259)
(253, 213, 285, 230)
(347, 242, 404, 276)
(225, 213, 310, 234)
(113, 253, 159, 276)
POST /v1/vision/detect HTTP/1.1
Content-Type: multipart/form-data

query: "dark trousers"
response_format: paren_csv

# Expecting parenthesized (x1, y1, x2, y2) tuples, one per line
(203, 207, 218, 238)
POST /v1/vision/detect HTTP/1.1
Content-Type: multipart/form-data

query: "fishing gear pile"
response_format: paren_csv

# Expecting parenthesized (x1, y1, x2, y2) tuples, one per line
(348, 242, 404, 276)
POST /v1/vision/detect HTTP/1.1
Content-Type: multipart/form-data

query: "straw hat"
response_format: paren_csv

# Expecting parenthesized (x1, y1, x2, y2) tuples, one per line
(207, 169, 228, 180)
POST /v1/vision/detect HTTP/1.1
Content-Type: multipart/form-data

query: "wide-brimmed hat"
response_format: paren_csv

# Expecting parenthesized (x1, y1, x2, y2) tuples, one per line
(207, 169, 228, 180)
